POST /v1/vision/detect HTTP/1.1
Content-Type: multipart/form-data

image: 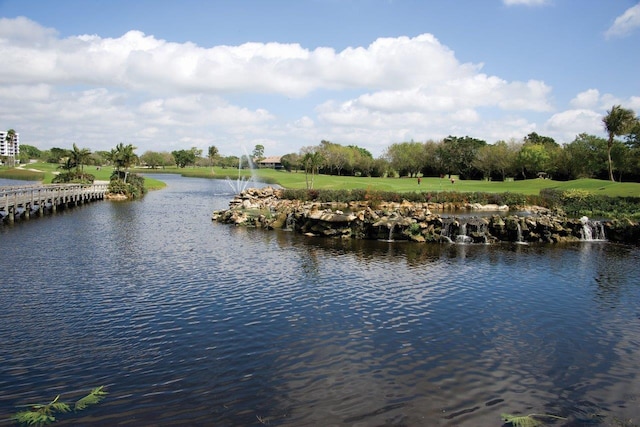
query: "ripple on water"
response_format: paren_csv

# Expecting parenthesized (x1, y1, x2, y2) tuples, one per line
(1, 178, 640, 425)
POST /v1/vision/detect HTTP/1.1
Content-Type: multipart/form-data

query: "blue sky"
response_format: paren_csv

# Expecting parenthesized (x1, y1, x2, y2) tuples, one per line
(0, 0, 639, 157)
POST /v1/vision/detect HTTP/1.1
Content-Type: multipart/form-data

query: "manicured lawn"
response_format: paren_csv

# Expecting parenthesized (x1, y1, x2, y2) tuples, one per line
(4, 164, 640, 197)
(0, 163, 166, 190)
(145, 166, 640, 198)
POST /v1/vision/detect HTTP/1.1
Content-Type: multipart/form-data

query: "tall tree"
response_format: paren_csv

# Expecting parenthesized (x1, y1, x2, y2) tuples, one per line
(140, 151, 166, 169)
(626, 120, 640, 148)
(69, 143, 92, 173)
(172, 149, 196, 168)
(252, 144, 265, 163)
(110, 143, 138, 182)
(523, 132, 558, 147)
(5, 129, 16, 166)
(564, 134, 608, 179)
(281, 153, 303, 172)
(384, 141, 424, 177)
(208, 145, 219, 168)
(302, 150, 324, 189)
(516, 143, 551, 179)
(602, 105, 637, 181)
(438, 136, 486, 179)
(18, 144, 42, 163)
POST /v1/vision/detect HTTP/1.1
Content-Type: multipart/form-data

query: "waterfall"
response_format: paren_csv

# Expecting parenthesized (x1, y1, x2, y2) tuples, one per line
(440, 219, 454, 243)
(515, 221, 528, 245)
(387, 223, 395, 241)
(284, 213, 295, 231)
(580, 216, 606, 241)
(478, 222, 490, 244)
(455, 221, 472, 244)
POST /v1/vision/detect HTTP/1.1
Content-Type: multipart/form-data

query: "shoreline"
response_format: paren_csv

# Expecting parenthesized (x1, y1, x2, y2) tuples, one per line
(213, 187, 640, 245)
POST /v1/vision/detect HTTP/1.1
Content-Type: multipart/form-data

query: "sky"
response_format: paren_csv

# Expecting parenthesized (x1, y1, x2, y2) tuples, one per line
(0, 0, 639, 158)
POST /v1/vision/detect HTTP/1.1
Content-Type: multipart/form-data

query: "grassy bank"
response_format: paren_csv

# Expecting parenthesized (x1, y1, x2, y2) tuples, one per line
(5, 164, 640, 219)
(132, 166, 640, 198)
(0, 164, 166, 190)
(5, 163, 640, 200)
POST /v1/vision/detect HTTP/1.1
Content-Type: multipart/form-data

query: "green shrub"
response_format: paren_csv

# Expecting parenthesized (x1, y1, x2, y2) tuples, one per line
(108, 173, 146, 199)
(279, 187, 640, 219)
(51, 172, 95, 184)
(538, 188, 640, 218)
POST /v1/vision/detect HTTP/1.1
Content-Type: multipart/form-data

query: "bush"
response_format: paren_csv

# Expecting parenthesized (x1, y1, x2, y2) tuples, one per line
(108, 173, 146, 199)
(279, 187, 640, 219)
(52, 172, 95, 184)
(539, 188, 640, 219)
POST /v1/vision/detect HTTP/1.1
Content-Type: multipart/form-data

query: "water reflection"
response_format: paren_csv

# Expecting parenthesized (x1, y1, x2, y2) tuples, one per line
(1, 175, 639, 426)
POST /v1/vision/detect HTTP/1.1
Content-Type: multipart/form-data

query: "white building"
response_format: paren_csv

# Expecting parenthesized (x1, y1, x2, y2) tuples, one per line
(0, 130, 20, 165)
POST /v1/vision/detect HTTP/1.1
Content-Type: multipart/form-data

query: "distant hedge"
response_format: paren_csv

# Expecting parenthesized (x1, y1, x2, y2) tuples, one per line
(281, 188, 534, 206)
(539, 189, 640, 219)
(280, 188, 640, 220)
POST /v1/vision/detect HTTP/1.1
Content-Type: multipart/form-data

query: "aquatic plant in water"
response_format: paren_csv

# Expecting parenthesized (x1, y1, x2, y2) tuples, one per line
(74, 386, 108, 411)
(501, 412, 567, 427)
(11, 395, 70, 426)
(12, 386, 107, 426)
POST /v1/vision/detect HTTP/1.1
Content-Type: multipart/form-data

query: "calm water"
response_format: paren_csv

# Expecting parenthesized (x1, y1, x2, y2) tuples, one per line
(1, 175, 639, 426)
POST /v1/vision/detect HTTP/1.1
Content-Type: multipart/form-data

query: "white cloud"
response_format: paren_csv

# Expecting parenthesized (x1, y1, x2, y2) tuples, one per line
(0, 16, 613, 156)
(0, 20, 479, 97)
(570, 89, 600, 109)
(545, 109, 603, 141)
(348, 75, 552, 114)
(503, 0, 550, 6)
(628, 96, 640, 110)
(0, 16, 58, 44)
(605, 3, 640, 39)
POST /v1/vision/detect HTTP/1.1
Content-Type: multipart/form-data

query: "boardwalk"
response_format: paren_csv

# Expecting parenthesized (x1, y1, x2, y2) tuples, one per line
(0, 183, 108, 223)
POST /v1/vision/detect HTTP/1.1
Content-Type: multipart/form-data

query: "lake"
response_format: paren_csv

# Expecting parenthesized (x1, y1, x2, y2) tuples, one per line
(1, 174, 639, 426)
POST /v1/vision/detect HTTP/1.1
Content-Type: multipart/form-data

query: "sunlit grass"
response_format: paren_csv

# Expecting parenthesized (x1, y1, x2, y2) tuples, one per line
(5, 164, 640, 197)
(0, 164, 166, 190)
(0, 166, 45, 181)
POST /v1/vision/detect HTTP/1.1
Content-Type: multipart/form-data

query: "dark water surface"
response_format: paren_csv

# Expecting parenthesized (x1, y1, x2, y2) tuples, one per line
(1, 175, 639, 426)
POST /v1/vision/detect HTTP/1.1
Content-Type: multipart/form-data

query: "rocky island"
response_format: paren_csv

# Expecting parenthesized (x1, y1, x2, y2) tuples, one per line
(212, 187, 640, 245)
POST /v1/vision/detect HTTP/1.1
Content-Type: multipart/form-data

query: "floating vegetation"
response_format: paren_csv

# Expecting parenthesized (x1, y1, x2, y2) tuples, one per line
(11, 386, 108, 426)
(501, 412, 567, 427)
(74, 386, 108, 411)
(11, 395, 70, 426)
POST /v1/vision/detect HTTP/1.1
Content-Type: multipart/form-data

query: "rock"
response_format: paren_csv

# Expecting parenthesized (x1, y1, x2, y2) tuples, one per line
(211, 189, 640, 244)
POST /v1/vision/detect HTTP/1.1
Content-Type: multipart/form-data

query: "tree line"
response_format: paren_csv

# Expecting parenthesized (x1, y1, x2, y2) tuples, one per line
(11, 105, 640, 183)
(280, 105, 640, 183)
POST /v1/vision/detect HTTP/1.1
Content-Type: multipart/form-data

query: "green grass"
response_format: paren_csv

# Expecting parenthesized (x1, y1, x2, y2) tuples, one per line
(0, 167, 45, 181)
(5, 164, 640, 197)
(0, 164, 166, 190)
(136, 166, 640, 198)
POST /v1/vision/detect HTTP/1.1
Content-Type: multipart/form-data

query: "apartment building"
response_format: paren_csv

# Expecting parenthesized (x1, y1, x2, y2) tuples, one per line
(0, 130, 20, 164)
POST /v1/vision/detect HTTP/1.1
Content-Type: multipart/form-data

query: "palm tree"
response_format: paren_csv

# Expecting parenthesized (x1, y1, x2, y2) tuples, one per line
(302, 151, 324, 189)
(5, 129, 16, 167)
(603, 105, 636, 181)
(58, 157, 75, 172)
(111, 143, 138, 183)
(208, 145, 219, 173)
(69, 143, 92, 174)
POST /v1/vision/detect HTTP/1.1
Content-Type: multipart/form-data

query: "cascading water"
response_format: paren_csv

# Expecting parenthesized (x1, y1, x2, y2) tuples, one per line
(284, 213, 296, 231)
(455, 222, 472, 244)
(477, 222, 490, 244)
(440, 219, 454, 243)
(580, 216, 606, 241)
(515, 221, 528, 245)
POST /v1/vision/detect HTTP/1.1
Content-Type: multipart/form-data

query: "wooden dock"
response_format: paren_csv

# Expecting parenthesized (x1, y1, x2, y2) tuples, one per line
(0, 183, 108, 223)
